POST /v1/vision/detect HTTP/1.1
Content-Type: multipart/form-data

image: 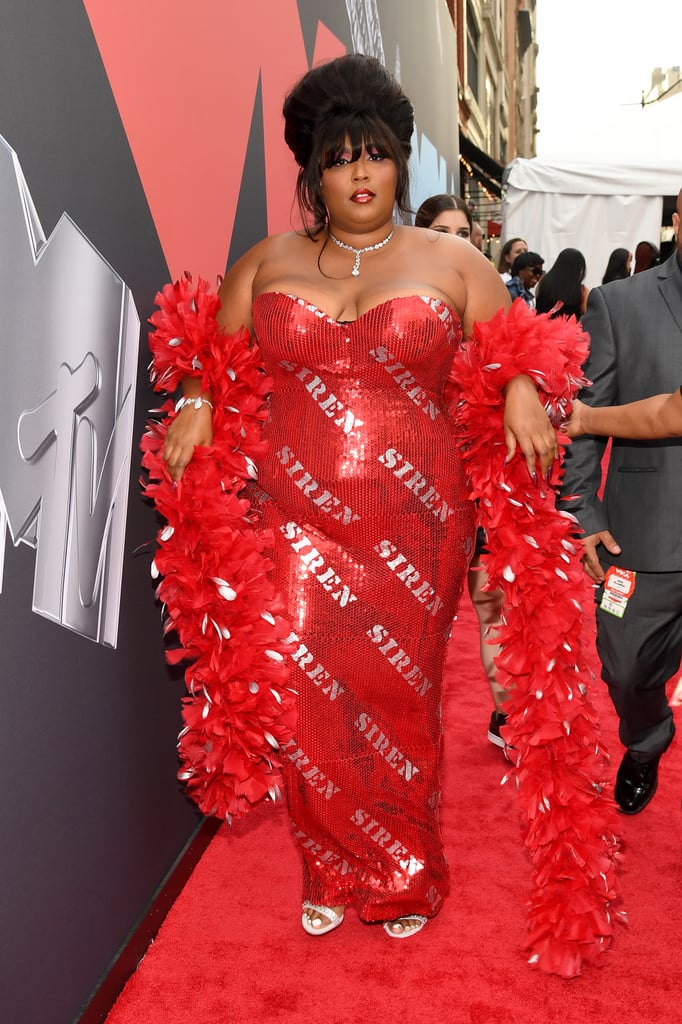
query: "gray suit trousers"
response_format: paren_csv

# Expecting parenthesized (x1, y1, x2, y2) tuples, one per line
(594, 568, 681, 758)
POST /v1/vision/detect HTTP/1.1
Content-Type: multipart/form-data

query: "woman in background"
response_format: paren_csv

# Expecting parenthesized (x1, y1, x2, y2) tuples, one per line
(414, 192, 473, 240)
(415, 193, 510, 750)
(496, 236, 527, 283)
(602, 247, 631, 284)
(535, 247, 588, 320)
(633, 240, 659, 273)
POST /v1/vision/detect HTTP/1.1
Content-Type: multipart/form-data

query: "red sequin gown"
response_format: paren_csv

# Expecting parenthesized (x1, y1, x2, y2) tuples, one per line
(249, 293, 475, 921)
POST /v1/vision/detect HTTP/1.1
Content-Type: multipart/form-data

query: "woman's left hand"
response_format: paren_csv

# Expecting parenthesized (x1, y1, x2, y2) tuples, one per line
(503, 374, 558, 478)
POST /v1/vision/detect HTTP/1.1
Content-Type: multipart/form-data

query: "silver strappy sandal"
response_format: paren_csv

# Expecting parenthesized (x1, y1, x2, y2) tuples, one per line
(383, 915, 428, 939)
(301, 901, 345, 936)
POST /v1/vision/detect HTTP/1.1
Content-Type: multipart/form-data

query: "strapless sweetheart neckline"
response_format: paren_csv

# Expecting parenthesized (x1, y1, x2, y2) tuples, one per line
(253, 291, 461, 329)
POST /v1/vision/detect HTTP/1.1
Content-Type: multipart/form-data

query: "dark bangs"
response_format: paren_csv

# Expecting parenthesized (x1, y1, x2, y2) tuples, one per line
(296, 112, 411, 236)
(320, 115, 394, 166)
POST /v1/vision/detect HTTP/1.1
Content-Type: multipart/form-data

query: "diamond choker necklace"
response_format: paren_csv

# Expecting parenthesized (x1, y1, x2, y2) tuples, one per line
(329, 228, 394, 277)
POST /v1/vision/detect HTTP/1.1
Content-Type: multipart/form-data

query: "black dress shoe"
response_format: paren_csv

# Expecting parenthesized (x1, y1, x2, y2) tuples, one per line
(614, 751, 661, 815)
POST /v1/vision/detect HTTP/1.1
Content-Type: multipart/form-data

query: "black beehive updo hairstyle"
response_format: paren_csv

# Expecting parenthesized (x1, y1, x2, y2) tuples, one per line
(283, 53, 414, 236)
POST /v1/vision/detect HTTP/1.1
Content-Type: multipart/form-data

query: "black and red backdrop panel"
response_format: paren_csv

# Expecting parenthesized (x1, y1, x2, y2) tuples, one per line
(0, 3, 458, 1023)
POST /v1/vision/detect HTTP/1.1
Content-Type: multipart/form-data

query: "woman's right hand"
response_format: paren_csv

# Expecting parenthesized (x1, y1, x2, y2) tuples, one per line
(163, 404, 213, 481)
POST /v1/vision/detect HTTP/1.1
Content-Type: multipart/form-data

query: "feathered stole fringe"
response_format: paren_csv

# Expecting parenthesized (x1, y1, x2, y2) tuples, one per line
(141, 276, 296, 822)
(451, 298, 624, 978)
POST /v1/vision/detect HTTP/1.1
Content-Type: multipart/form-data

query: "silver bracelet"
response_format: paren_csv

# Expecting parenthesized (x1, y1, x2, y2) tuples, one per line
(175, 395, 214, 412)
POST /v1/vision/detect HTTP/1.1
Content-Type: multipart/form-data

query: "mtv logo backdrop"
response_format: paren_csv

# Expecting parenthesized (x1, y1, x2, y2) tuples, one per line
(0, 136, 139, 647)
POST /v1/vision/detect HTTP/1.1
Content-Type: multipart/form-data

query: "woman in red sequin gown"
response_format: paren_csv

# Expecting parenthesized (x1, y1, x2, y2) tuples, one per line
(162, 55, 558, 938)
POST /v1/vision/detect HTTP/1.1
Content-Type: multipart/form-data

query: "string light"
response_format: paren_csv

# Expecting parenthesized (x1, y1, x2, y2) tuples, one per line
(459, 154, 497, 202)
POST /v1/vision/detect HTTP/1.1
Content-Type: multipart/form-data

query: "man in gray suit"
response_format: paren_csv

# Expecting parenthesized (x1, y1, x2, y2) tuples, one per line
(560, 187, 682, 814)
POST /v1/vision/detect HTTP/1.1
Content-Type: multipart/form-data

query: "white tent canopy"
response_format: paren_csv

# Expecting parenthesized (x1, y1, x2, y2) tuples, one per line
(502, 159, 682, 288)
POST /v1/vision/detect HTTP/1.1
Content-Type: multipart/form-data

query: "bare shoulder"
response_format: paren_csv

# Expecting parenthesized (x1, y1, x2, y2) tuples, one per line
(404, 226, 497, 282)
(407, 224, 474, 261)
(398, 224, 474, 287)
(400, 225, 509, 331)
(217, 232, 305, 332)
(225, 231, 298, 279)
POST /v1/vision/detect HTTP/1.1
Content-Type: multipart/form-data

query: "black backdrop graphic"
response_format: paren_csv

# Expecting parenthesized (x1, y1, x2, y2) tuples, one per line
(0, 3, 458, 1022)
(0, 5, 199, 1024)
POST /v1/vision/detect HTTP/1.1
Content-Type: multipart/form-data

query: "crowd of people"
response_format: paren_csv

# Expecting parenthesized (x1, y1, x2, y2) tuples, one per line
(458, 198, 682, 818)
(475, 201, 682, 819)
(150, 52, 681, 953)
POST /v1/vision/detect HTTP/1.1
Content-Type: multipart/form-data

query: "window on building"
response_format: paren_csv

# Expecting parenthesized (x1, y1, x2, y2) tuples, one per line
(467, 4, 480, 101)
(485, 68, 496, 156)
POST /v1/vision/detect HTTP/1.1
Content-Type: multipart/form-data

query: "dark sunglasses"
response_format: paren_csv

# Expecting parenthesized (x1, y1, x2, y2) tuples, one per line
(530, 266, 544, 275)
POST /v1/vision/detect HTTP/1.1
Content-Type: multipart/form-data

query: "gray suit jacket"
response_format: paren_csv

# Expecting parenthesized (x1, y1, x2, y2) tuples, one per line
(560, 253, 682, 572)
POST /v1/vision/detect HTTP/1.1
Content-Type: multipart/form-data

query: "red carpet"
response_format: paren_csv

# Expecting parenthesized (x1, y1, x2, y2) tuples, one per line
(105, 596, 682, 1024)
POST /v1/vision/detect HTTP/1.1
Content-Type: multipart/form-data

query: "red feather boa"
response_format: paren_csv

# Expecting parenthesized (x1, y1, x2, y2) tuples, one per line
(141, 275, 296, 821)
(451, 299, 623, 977)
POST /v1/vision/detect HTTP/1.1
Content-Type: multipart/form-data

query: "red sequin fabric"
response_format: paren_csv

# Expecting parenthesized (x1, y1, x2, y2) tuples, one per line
(249, 293, 475, 921)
